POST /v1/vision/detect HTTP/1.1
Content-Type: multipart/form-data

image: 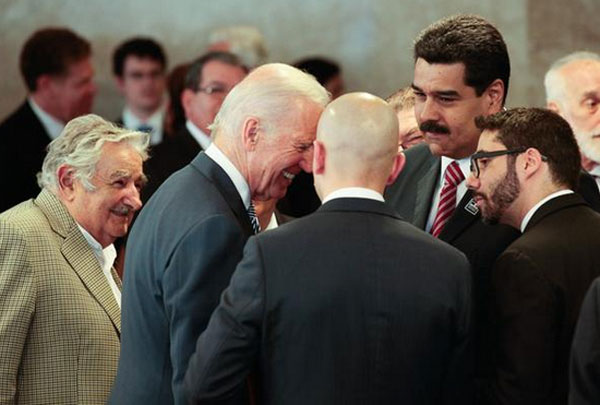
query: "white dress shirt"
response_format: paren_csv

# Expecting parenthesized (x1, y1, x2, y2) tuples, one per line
(589, 165, 600, 192)
(520, 189, 574, 233)
(28, 98, 64, 140)
(186, 120, 212, 150)
(122, 105, 166, 145)
(425, 156, 471, 233)
(76, 224, 121, 307)
(204, 143, 251, 210)
(322, 187, 385, 204)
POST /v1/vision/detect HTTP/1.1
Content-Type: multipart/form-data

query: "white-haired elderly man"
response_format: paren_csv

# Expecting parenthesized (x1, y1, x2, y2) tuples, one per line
(0, 114, 149, 404)
(545, 51, 600, 190)
(111, 63, 329, 405)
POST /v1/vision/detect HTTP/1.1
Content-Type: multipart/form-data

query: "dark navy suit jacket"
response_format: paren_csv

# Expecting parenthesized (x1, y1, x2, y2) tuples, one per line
(185, 197, 473, 405)
(110, 153, 254, 404)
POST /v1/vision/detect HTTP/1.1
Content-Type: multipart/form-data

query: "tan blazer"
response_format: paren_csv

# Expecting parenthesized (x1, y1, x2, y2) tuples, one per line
(0, 189, 121, 404)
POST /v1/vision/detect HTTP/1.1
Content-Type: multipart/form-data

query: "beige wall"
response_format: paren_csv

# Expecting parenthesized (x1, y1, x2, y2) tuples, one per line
(0, 0, 597, 121)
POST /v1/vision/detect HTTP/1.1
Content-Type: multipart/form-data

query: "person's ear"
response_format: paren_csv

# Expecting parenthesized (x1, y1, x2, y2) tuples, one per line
(57, 165, 77, 201)
(485, 79, 505, 113)
(312, 140, 326, 175)
(547, 101, 561, 115)
(521, 147, 545, 179)
(181, 89, 195, 118)
(115, 75, 126, 94)
(386, 152, 406, 185)
(242, 117, 260, 151)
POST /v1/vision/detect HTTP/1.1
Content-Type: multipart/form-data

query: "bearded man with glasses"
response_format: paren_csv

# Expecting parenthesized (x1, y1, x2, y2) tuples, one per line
(466, 107, 600, 405)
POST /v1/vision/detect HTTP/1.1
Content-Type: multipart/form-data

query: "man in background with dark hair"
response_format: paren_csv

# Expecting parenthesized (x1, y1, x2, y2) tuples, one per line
(141, 51, 247, 201)
(113, 37, 168, 145)
(466, 107, 600, 404)
(0, 27, 95, 212)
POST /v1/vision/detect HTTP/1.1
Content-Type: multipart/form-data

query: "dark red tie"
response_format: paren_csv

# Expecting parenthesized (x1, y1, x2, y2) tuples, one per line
(431, 161, 464, 238)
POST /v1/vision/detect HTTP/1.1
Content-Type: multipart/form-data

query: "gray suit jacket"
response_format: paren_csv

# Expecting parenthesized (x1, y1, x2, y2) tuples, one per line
(111, 152, 254, 405)
(0, 189, 121, 404)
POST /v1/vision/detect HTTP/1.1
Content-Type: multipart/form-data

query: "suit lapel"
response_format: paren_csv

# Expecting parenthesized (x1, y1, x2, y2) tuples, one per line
(35, 189, 122, 334)
(61, 229, 122, 334)
(191, 153, 254, 236)
(413, 160, 439, 229)
(438, 189, 481, 242)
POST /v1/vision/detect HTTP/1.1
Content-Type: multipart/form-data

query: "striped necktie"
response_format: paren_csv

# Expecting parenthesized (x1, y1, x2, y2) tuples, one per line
(247, 202, 261, 234)
(431, 161, 464, 238)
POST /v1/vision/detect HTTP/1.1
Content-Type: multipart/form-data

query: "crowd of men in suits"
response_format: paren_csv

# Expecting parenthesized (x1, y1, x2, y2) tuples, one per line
(2, 13, 600, 405)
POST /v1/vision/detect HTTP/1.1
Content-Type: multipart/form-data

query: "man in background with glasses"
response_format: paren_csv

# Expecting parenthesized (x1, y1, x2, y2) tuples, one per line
(142, 51, 248, 201)
(466, 107, 600, 405)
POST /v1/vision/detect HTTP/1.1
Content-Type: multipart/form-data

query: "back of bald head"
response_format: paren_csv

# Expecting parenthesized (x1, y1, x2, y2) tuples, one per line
(317, 92, 399, 183)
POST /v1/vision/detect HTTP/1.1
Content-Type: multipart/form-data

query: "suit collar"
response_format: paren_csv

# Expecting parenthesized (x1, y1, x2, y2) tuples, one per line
(525, 193, 588, 232)
(191, 153, 254, 236)
(34, 189, 121, 334)
(414, 157, 439, 228)
(318, 197, 402, 220)
(438, 189, 481, 242)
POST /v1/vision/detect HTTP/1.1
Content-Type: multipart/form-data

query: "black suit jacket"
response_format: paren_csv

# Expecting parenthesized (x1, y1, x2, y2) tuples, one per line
(384, 144, 600, 382)
(184, 197, 473, 405)
(0, 101, 51, 212)
(142, 126, 202, 202)
(484, 194, 600, 405)
(570, 277, 600, 405)
(110, 153, 254, 405)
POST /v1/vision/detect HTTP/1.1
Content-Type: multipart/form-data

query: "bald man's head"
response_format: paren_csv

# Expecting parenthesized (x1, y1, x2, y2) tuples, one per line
(313, 92, 404, 198)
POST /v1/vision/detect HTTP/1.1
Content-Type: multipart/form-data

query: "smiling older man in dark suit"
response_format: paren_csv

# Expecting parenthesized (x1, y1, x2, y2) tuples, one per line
(111, 63, 329, 405)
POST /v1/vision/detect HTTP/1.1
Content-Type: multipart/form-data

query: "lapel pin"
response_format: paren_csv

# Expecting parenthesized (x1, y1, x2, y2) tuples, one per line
(465, 198, 479, 215)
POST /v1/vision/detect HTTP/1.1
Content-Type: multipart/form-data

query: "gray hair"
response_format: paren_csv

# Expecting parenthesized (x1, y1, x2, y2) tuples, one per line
(208, 25, 268, 69)
(38, 114, 150, 192)
(544, 51, 600, 104)
(210, 63, 330, 141)
(386, 86, 416, 113)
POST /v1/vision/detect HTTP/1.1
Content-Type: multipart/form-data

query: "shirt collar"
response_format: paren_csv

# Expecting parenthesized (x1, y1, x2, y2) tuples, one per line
(204, 143, 251, 209)
(322, 187, 384, 204)
(122, 105, 165, 145)
(440, 155, 471, 184)
(75, 223, 117, 271)
(520, 189, 574, 233)
(186, 120, 212, 150)
(28, 97, 64, 140)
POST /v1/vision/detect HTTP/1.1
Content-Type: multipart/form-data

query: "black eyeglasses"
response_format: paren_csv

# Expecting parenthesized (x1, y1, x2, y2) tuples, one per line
(469, 148, 526, 178)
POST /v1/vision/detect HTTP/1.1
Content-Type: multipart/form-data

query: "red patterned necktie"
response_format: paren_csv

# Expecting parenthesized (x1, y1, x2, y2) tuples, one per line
(431, 161, 464, 238)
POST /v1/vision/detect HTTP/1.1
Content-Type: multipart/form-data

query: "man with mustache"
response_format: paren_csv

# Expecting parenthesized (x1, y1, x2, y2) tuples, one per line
(545, 52, 600, 191)
(384, 15, 600, 394)
(466, 107, 600, 404)
(0, 114, 149, 404)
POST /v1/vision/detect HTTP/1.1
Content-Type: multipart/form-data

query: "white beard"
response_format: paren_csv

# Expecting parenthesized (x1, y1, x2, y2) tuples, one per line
(574, 128, 600, 163)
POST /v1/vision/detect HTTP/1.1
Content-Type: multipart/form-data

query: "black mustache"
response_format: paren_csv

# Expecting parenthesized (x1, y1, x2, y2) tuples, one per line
(420, 121, 450, 135)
